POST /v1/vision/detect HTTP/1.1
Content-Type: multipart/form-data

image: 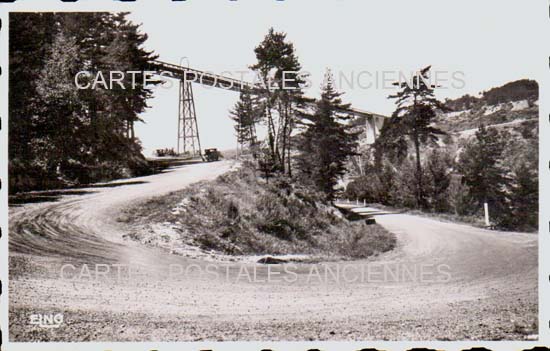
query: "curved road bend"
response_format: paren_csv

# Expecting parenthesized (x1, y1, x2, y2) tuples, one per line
(8, 160, 538, 341)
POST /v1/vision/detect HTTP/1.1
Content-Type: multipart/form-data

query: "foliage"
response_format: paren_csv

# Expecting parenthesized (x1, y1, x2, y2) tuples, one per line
(375, 66, 449, 207)
(507, 162, 538, 231)
(230, 87, 261, 157)
(447, 176, 477, 216)
(424, 149, 454, 212)
(122, 165, 396, 259)
(348, 122, 538, 232)
(230, 29, 360, 202)
(9, 12, 157, 192)
(346, 75, 538, 232)
(444, 94, 480, 111)
(347, 148, 455, 215)
(249, 28, 307, 175)
(482, 79, 538, 106)
(295, 71, 359, 200)
(444, 80, 538, 112)
(457, 125, 511, 225)
(257, 146, 278, 182)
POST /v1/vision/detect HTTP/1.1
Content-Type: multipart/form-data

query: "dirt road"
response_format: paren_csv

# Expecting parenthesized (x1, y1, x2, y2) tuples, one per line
(8, 161, 538, 341)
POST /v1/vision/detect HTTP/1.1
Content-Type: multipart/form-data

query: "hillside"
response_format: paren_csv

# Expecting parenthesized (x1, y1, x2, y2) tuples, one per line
(349, 79, 538, 173)
(345, 79, 538, 232)
(435, 79, 538, 136)
(119, 163, 396, 261)
(437, 79, 539, 174)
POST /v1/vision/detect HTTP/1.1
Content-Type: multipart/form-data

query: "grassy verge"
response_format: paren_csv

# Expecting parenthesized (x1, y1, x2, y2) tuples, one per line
(118, 165, 396, 260)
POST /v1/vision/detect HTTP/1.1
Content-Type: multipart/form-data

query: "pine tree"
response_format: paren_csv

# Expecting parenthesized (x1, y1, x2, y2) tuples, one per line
(508, 162, 538, 231)
(230, 88, 261, 157)
(250, 28, 306, 175)
(424, 149, 454, 212)
(297, 70, 359, 201)
(35, 30, 83, 177)
(9, 13, 57, 190)
(9, 12, 159, 191)
(457, 124, 510, 224)
(377, 66, 448, 208)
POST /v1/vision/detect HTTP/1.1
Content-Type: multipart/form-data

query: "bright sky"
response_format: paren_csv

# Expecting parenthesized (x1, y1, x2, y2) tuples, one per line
(127, 0, 542, 156)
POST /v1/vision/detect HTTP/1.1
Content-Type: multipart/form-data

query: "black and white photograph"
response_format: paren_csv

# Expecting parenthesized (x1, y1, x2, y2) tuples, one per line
(1, 0, 543, 347)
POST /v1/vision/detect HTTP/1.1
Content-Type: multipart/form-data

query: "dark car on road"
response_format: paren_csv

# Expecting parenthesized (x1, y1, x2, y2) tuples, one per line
(204, 148, 221, 162)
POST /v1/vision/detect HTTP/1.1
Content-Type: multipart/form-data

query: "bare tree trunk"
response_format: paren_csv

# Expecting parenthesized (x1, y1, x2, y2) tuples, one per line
(413, 130, 423, 208)
(412, 94, 424, 208)
(287, 127, 292, 177)
(280, 103, 289, 174)
(265, 104, 277, 161)
(261, 74, 280, 168)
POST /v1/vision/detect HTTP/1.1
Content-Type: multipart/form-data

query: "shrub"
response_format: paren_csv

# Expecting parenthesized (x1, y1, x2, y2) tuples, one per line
(123, 164, 396, 258)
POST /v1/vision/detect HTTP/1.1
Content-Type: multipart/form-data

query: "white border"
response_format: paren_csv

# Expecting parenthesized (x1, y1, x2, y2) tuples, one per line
(0, 1, 546, 350)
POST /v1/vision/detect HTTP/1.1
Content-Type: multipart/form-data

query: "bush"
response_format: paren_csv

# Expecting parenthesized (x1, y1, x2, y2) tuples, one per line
(122, 164, 396, 259)
(447, 177, 476, 216)
(424, 149, 454, 212)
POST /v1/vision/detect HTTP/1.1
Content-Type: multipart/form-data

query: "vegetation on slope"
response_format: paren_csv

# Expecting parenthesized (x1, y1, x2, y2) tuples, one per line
(9, 13, 157, 193)
(120, 164, 395, 260)
(346, 78, 538, 232)
(436, 79, 538, 133)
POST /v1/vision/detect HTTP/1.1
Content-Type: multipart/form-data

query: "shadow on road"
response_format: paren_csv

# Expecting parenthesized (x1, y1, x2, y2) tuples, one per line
(9, 180, 151, 207)
(8, 157, 204, 207)
(9, 190, 94, 207)
(88, 180, 148, 189)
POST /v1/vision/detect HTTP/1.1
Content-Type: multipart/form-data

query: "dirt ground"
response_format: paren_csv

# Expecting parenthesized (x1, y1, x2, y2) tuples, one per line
(8, 161, 538, 341)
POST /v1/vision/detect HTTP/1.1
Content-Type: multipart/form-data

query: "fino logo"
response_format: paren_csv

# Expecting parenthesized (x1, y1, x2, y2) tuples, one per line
(29, 313, 64, 329)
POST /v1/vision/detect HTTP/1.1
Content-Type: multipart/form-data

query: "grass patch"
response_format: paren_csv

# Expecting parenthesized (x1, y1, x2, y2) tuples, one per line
(120, 165, 396, 259)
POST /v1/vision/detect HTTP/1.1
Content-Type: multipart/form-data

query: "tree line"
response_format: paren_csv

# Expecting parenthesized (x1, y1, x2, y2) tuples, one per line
(230, 29, 538, 232)
(9, 12, 157, 192)
(11, 17, 537, 232)
(444, 79, 539, 111)
(345, 69, 538, 232)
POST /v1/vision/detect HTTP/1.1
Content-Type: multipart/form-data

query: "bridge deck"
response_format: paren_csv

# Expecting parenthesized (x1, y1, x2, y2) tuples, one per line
(151, 60, 389, 120)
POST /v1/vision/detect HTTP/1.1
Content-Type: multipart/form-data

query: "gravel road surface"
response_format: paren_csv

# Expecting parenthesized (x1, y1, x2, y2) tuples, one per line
(8, 161, 538, 341)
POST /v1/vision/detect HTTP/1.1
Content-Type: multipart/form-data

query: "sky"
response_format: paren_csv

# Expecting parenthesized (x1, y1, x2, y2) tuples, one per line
(127, 0, 542, 156)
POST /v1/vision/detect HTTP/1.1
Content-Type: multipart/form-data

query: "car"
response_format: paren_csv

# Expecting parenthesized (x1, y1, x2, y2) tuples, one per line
(203, 148, 221, 162)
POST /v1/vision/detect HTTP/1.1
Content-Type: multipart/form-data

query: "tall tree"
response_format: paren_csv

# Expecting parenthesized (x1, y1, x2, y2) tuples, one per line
(424, 148, 454, 212)
(457, 124, 510, 224)
(230, 87, 261, 157)
(9, 12, 158, 191)
(296, 70, 359, 200)
(9, 13, 56, 186)
(508, 161, 538, 231)
(377, 66, 448, 207)
(35, 30, 83, 177)
(250, 28, 306, 175)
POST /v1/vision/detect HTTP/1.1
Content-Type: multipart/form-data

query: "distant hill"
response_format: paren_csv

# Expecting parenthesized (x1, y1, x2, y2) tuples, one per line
(436, 79, 538, 179)
(347, 79, 538, 182)
(435, 79, 538, 135)
(445, 79, 538, 111)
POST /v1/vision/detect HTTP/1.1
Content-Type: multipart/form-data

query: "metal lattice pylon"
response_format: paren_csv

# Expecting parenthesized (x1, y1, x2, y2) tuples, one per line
(177, 80, 202, 157)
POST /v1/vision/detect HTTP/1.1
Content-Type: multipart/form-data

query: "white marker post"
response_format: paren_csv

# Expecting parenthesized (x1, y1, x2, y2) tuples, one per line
(484, 202, 490, 227)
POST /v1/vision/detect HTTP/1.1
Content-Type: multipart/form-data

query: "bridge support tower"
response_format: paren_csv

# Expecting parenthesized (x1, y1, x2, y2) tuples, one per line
(177, 80, 202, 157)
